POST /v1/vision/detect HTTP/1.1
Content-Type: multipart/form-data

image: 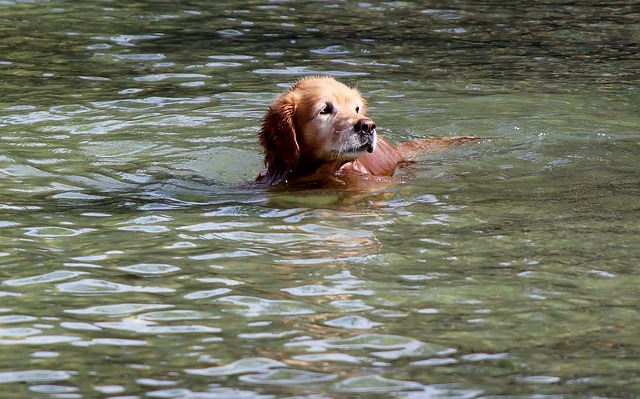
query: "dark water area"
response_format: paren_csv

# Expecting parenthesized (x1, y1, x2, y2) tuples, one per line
(0, 1, 639, 398)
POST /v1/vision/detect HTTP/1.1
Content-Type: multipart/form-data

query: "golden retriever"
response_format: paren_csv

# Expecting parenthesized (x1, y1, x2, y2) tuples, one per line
(257, 76, 475, 185)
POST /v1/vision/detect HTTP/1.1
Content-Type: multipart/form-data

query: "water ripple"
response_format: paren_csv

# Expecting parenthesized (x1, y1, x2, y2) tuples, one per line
(95, 320, 220, 334)
(183, 288, 232, 300)
(177, 221, 259, 232)
(517, 375, 561, 384)
(253, 66, 367, 76)
(4, 271, 87, 286)
(65, 303, 173, 317)
(334, 375, 423, 393)
(28, 385, 78, 394)
(23, 227, 94, 238)
(136, 378, 177, 387)
(217, 296, 317, 316)
(56, 279, 174, 295)
(310, 45, 350, 55)
(0, 111, 67, 125)
(197, 277, 244, 287)
(238, 369, 337, 385)
(330, 299, 374, 312)
(138, 310, 220, 321)
(185, 358, 286, 377)
(103, 34, 163, 46)
(113, 53, 166, 61)
(0, 370, 73, 383)
(0, 327, 41, 338)
(88, 96, 211, 111)
(189, 251, 260, 261)
(238, 330, 302, 340)
(118, 263, 180, 276)
(282, 279, 374, 297)
(2, 163, 55, 178)
(0, 335, 80, 345)
(73, 338, 147, 347)
(324, 315, 382, 330)
(146, 387, 272, 398)
(0, 315, 37, 324)
(60, 322, 102, 332)
(132, 73, 211, 82)
(292, 353, 363, 364)
(287, 333, 456, 360)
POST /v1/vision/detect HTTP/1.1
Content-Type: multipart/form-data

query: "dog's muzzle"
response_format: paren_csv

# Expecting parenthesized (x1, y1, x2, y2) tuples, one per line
(355, 118, 377, 153)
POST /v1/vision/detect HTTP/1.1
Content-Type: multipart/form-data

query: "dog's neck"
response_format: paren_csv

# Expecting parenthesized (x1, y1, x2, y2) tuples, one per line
(261, 156, 358, 186)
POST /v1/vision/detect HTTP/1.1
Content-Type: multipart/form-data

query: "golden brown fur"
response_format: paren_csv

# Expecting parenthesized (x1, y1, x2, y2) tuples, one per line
(257, 77, 475, 186)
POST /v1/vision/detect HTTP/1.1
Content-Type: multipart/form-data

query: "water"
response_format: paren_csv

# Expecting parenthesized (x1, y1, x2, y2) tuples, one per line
(1, 1, 639, 398)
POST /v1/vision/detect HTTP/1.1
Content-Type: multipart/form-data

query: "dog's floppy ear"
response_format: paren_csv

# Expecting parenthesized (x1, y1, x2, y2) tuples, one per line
(259, 92, 299, 184)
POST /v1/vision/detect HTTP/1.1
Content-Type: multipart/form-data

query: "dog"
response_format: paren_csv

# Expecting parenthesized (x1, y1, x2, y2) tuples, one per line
(257, 76, 475, 186)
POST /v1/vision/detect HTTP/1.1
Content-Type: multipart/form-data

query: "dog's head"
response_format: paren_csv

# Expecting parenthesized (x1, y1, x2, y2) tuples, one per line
(259, 77, 377, 183)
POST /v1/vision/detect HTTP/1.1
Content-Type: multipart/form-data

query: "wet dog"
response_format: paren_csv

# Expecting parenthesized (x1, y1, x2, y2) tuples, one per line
(257, 77, 475, 185)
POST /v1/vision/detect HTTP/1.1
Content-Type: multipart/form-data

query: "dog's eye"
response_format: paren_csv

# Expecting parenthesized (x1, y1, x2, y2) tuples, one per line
(319, 104, 333, 115)
(355, 106, 360, 113)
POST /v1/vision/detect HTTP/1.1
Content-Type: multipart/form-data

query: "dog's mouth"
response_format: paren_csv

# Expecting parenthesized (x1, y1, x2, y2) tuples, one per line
(362, 129, 377, 153)
(348, 130, 377, 154)
(332, 128, 377, 159)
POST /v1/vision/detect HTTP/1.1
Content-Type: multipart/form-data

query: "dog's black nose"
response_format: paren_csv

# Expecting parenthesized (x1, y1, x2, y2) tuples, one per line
(355, 118, 376, 134)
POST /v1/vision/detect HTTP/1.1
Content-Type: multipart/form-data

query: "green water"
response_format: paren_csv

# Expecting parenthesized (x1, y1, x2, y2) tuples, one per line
(1, 1, 639, 398)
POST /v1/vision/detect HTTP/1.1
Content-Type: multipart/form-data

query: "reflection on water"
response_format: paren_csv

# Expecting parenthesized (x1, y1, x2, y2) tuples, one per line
(1, 1, 639, 398)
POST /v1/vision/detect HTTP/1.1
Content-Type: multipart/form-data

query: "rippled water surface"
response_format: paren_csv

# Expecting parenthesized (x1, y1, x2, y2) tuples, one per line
(1, 1, 639, 398)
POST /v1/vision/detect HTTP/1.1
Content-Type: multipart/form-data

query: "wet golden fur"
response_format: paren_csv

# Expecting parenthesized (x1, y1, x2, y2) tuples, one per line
(257, 77, 475, 186)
